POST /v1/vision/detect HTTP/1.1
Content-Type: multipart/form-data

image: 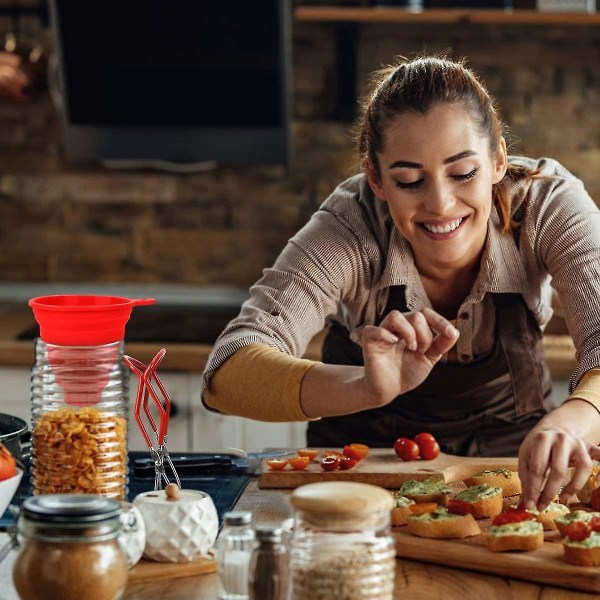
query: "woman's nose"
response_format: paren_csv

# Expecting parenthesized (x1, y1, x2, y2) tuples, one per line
(424, 180, 454, 215)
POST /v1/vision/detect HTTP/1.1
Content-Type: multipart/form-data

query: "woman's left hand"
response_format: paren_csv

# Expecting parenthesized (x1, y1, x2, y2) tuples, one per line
(519, 405, 600, 510)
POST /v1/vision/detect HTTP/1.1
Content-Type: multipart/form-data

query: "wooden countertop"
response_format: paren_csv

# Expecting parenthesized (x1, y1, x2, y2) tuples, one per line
(0, 306, 577, 377)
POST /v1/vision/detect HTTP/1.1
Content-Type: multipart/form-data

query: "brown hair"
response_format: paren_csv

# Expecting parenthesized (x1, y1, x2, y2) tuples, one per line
(356, 56, 535, 232)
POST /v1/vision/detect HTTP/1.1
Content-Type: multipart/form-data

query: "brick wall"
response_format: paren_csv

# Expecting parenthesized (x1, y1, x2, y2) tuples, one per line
(0, 11, 599, 287)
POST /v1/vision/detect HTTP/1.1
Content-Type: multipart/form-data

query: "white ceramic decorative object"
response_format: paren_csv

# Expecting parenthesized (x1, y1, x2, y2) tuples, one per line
(118, 501, 147, 568)
(133, 489, 219, 563)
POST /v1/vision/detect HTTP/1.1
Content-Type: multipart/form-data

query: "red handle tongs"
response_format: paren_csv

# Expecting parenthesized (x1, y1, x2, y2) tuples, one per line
(123, 348, 181, 491)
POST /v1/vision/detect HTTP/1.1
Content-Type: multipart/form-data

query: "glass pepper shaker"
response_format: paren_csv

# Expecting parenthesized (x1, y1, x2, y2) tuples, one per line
(289, 481, 396, 600)
(248, 524, 289, 600)
(217, 511, 255, 600)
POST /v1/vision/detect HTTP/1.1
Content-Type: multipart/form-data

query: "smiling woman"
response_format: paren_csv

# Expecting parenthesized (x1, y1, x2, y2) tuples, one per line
(200, 56, 600, 517)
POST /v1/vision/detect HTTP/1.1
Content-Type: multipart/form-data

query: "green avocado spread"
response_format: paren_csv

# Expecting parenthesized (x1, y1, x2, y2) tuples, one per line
(392, 493, 414, 508)
(454, 484, 501, 503)
(564, 530, 600, 548)
(489, 520, 542, 537)
(398, 478, 450, 496)
(556, 510, 600, 525)
(525, 502, 570, 517)
(472, 469, 514, 479)
(408, 507, 458, 522)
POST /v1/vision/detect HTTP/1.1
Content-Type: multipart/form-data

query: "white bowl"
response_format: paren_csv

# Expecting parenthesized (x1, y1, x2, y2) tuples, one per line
(0, 468, 23, 516)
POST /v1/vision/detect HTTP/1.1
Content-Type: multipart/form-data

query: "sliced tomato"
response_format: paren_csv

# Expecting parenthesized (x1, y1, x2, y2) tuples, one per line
(320, 456, 340, 471)
(492, 508, 534, 526)
(591, 516, 600, 532)
(297, 448, 320, 461)
(342, 445, 363, 462)
(565, 521, 592, 541)
(266, 458, 289, 471)
(339, 457, 358, 470)
(409, 502, 438, 516)
(323, 450, 344, 459)
(447, 499, 472, 516)
(350, 443, 370, 459)
(288, 456, 310, 471)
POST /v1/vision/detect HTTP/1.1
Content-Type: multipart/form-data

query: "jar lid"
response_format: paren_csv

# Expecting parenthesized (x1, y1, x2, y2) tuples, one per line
(223, 511, 253, 526)
(21, 494, 121, 524)
(255, 524, 283, 542)
(290, 482, 393, 515)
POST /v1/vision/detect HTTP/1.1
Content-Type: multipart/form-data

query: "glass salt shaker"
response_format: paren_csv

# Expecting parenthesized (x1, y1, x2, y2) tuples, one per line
(217, 511, 255, 600)
(289, 481, 396, 600)
(248, 524, 289, 600)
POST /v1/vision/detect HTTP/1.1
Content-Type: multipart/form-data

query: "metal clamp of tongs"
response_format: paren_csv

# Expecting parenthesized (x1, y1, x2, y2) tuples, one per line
(123, 348, 181, 491)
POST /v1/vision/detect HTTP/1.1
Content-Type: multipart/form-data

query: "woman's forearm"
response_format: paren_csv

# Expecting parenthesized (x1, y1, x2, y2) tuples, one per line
(534, 399, 600, 445)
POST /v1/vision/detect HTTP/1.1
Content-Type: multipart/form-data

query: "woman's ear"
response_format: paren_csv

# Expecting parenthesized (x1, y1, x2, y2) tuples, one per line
(493, 137, 508, 184)
(365, 160, 387, 201)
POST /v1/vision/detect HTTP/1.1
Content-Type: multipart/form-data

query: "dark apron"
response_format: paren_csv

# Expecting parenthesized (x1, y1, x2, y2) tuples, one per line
(307, 287, 552, 457)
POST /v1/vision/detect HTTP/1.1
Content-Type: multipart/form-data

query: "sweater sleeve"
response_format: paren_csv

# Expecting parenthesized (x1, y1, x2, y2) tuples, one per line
(203, 344, 320, 422)
(563, 367, 600, 415)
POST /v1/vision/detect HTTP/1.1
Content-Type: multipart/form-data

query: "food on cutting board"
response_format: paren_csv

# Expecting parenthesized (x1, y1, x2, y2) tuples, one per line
(486, 519, 544, 552)
(555, 510, 600, 537)
(390, 493, 415, 526)
(397, 478, 452, 506)
(297, 449, 320, 461)
(577, 465, 600, 505)
(562, 517, 600, 566)
(406, 506, 481, 539)
(463, 468, 521, 498)
(449, 484, 503, 519)
(515, 501, 570, 531)
(393, 432, 440, 461)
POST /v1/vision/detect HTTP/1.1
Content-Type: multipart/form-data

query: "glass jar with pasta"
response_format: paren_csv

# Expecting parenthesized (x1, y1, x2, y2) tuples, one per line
(30, 339, 129, 499)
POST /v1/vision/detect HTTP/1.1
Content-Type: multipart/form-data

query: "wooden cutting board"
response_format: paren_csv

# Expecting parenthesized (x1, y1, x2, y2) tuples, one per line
(395, 516, 600, 594)
(258, 449, 518, 489)
(128, 555, 216, 583)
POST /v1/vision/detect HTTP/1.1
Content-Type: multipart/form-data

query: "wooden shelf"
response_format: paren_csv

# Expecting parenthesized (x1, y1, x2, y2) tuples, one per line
(295, 6, 600, 25)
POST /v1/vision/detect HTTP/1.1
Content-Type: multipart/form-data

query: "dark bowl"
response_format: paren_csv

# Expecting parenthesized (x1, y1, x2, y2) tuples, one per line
(0, 414, 31, 468)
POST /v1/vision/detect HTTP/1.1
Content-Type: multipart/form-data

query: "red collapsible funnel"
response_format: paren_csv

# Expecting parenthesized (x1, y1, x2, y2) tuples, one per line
(28, 295, 156, 346)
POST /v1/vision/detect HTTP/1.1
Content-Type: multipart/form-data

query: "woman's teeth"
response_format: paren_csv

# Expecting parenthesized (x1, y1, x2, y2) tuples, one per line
(422, 217, 463, 234)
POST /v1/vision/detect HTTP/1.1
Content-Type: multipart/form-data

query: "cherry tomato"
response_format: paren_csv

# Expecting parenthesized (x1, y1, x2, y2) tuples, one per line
(408, 502, 438, 515)
(320, 456, 340, 471)
(414, 432, 436, 445)
(350, 443, 370, 459)
(288, 456, 310, 471)
(393, 438, 420, 461)
(447, 499, 472, 516)
(0, 444, 16, 481)
(342, 445, 363, 462)
(492, 508, 534, 526)
(564, 521, 591, 541)
(266, 458, 289, 470)
(591, 516, 600, 532)
(339, 457, 358, 470)
(297, 449, 320, 461)
(323, 450, 344, 459)
(419, 439, 441, 461)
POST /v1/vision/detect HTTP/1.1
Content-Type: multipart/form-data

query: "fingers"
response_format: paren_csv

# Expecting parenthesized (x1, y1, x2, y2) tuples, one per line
(519, 431, 553, 510)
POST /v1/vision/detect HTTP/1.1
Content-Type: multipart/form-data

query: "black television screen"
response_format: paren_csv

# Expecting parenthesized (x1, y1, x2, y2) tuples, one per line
(49, 0, 292, 167)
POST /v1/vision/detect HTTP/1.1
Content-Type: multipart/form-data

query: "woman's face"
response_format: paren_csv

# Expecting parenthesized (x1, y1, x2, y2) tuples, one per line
(366, 103, 507, 276)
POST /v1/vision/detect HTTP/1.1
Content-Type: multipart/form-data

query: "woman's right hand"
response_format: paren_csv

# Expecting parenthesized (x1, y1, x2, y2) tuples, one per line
(359, 308, 459, 407)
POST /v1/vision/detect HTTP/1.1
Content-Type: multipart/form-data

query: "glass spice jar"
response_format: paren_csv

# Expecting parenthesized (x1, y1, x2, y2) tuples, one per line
(30, 339, 129, 499)
(248, 525, 289, 600)
(13, 494, 129, 600)
(289, 481, 396, 600)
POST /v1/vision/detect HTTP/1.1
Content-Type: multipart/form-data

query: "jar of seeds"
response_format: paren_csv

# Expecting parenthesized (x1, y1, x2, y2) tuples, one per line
(289, 481, 395, 600)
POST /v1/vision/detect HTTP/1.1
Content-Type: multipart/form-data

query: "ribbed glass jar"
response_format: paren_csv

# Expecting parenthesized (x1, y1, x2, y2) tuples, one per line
(289, 481, 396, 600)
(30, 339, 128, 499)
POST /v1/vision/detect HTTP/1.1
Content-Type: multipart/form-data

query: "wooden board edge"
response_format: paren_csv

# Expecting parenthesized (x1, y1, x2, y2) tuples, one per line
(128, 556, 217, 584)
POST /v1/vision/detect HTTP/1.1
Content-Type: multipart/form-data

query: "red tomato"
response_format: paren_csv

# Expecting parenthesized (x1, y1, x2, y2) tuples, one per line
(323, 450, 344, 459)
(288, 456, 310, 471)
(492, 508, 534, 526)
(591, 516, 600, 532)
(0, 444, 16, 481)
(349, 443, 370, 459)
(413, 432, 436, 445)
(342, 445, 363, 462)
(447, 499, 472, 516)
(419, 439, 441, 461)
(338, 457, 358, 470)
(393, 438, 420, 461)
(564, 521, 591, 541)
(320, 456, 340, 471)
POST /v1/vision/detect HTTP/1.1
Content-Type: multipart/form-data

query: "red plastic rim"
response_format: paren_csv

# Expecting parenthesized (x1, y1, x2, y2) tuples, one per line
(28, 295, 156, 346)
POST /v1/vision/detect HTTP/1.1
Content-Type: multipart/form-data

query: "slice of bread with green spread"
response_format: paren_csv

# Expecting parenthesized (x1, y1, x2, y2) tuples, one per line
(525, 501, 570, 531)
(576, 465, 600, 505)
(452, 484, 503, 519)
(563, 531, 600, 566)
(463, 469, 521, 498)
(390, 493, 415, 526)
(486, 520, 544, 552)
(406, 506, 481, 539)
(555, 510, 600, 537)
(397, 478, 451, 506)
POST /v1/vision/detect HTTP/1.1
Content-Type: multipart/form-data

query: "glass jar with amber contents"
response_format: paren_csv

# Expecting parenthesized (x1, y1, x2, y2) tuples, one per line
(30, 339, 128, 499)
(289, 481, 396, 600)
(13, 495, 128, 600)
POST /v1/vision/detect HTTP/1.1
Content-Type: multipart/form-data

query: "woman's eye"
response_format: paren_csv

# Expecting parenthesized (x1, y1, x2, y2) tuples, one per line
(453, 168, 478, 181)
(396, 179, 423, 190)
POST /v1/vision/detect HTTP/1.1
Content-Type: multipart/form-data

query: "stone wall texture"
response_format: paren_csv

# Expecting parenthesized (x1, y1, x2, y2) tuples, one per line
(1, 4, 599, 288)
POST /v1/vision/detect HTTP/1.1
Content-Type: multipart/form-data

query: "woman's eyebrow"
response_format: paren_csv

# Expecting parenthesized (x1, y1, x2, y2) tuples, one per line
(387, 149, 477, 170)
